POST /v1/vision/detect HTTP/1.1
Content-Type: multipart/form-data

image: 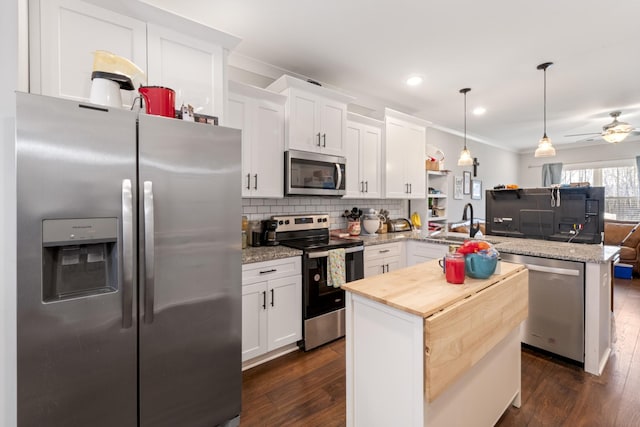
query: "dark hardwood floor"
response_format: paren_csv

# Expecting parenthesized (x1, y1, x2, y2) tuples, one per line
(241, 277, 640, 426)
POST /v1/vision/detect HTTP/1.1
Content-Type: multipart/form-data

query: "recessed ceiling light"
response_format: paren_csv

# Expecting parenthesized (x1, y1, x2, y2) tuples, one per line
(473, 107, 486, 115)
(406, 76, 423, 86)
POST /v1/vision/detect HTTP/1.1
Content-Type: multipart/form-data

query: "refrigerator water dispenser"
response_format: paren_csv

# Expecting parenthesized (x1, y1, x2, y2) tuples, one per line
(42, 218, 119, 302)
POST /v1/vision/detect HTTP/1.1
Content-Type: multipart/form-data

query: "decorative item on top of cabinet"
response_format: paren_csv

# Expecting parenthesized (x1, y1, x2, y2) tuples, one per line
(344, 113, 383, 199)
(228, 81, 286, 198)
(29, 0, 240, 121)
(267, 75, 355, 157)
(384, 108, 430, 199)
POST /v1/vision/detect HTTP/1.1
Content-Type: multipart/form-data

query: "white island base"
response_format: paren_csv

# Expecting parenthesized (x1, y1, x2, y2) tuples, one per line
(343, 260, 528, 427)
(346, 294, 521, 427)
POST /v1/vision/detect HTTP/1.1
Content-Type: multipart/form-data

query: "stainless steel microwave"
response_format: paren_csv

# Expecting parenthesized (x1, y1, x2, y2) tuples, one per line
(285, 150, 346, 196)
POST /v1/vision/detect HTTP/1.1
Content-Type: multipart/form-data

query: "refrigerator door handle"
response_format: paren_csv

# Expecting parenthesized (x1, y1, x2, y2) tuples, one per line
(143, 180, 156, 324)
(122, 179, 134, 329)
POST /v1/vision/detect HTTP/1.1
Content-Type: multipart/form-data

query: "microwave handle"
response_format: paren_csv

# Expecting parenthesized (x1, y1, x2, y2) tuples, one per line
(335, 163, 343, 190)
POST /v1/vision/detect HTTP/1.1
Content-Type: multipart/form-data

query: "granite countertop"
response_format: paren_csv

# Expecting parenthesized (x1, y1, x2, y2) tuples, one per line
(242, 230, 620, 265)
(342, 258, 527, 318)
(242, 245, 302, 264)
(360, 230, 619, 264)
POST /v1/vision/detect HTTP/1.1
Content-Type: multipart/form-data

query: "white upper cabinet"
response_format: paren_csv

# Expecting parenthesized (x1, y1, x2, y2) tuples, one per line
(146, 24, 225, 118)
(267, 75, 355, 157)
(228, 81, 286, 198)
(29, 0, 240, 121)
(384, 108, 429, 199)
(30, 0, 147, 106)
(345, 113, 382, 199)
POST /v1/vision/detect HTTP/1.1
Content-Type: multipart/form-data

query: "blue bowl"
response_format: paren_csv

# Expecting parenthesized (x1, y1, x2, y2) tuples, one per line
(465, 253, 498, 279)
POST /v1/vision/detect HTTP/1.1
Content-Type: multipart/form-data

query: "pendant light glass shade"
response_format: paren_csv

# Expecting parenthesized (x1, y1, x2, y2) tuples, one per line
(457, 88, 473, 166)
(535, 134, 556, 157)
(534, 62, 556, 158)
(602, 112, 633, 143)
(458, 148, 473, 166)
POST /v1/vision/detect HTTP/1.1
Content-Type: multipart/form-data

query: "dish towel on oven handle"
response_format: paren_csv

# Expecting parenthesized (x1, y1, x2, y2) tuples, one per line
(327, 248, 346, 288)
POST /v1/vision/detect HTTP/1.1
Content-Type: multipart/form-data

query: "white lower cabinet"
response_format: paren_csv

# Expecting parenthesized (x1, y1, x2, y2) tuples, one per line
(364, 242, 404, 278)
(241, 257, 302, 362)
(406, 241, 448, 266)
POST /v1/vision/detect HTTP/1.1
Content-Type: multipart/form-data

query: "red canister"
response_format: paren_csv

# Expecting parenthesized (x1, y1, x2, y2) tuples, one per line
(138, 86, 175, 118)
(444, 253, 465, 284)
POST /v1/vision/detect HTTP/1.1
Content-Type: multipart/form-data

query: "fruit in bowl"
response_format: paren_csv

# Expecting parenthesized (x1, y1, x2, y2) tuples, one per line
(456, 240, 499, 279)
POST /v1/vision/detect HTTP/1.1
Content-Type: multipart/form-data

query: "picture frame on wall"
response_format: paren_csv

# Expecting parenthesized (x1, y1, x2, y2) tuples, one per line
(454, 176, 463, 199)
(463, 171, 471, 195)
(471, 179, 482, 200)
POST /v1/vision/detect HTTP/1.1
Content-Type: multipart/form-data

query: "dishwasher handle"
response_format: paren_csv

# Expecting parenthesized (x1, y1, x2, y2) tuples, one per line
(525, 264, 580, 277)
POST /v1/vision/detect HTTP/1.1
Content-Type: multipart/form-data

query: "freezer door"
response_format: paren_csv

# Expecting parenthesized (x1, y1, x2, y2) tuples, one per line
(16, 93, 138, 426)
(138, 115, 242, 427)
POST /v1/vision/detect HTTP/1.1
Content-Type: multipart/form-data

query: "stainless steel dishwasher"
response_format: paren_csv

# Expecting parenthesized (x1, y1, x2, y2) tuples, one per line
(501, 253, 585, 362)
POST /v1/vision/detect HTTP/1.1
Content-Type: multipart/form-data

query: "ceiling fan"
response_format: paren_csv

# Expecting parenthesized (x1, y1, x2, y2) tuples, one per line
(565, 111, 640, 143)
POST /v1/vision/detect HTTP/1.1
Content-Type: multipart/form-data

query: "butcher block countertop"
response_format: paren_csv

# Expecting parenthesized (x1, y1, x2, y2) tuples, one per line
(342, 259, 527, 318)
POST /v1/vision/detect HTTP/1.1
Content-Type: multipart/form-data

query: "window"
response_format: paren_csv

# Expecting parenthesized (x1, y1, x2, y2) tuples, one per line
(561, 164, 639, 221)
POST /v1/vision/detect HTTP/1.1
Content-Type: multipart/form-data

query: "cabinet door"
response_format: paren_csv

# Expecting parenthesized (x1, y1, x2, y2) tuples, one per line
(344, 123, 363, 198)
(242, 282, 268, 362)
(361, 125, 381, 198)
(406, 123, 426, 198)
(34, 0, 146, 104)
(147, 23, 225, 120)
(267, 275, 302, 351)
(288, 90, 320, 152)
(385, 118, 409, 198)
(227, 93, 252, 197)
(252, 99, 285, 198)
(386, 256, 402, 273)
(364, 261, 385, 278)
(320, 98, 346, 156)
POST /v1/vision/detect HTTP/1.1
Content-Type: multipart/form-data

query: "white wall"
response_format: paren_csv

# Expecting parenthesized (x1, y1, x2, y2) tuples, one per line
(518, 140, 640, 188)
(1, 0, 23, 425)
(424, 127, 520, 223)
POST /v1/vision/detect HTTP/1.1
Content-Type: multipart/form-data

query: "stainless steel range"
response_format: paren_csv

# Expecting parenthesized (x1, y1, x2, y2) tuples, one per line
(273, 214, 364, 350)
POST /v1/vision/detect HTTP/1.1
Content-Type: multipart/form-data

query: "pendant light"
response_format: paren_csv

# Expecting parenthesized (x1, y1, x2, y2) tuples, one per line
(534, 62, 556, 157)
(457, 88, 473, 166)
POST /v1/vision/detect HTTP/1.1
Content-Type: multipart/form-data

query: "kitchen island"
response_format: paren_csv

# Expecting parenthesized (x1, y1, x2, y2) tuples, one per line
(342, 259, 528, 427)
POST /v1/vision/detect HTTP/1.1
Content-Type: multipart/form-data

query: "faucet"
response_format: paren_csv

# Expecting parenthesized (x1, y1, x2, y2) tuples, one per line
(462, 203, 481, 238)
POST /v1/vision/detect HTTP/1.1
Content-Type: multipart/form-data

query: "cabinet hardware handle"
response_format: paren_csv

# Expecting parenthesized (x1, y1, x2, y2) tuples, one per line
(365, 181, 369, 192)
(381, 265, 385, 274)
(360, 181, 364, 192)
(386, 264, 389, 273)
(246, 173, 251, 190)
(322, 133, 327, 147)
(262, 291, 266, 310)
(270, 289, 275, 307)
(121, 179, 134, 329)
(259, 268, 277, 274)
(143, 181, 156, 324)
(254, 174, 258, 190)
(317, 132, 321, 146)
(379, 249, 390, 253)
(409, 183, 412, 193)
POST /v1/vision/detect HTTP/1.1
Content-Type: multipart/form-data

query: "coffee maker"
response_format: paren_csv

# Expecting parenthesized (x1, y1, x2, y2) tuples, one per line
(261, 220, 279, 246)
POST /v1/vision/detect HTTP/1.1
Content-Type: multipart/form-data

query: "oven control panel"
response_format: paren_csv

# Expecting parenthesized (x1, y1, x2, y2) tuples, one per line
(272, 214, 329, 232)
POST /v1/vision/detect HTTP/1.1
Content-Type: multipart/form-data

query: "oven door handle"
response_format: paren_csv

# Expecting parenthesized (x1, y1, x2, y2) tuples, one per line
(307, 245, 364, 259)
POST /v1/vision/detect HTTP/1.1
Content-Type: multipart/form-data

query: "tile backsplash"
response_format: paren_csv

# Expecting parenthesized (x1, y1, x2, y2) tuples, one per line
(242, 198, 407, 230)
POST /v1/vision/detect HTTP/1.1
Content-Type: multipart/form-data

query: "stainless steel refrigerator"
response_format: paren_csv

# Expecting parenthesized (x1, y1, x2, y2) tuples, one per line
(16, 92, 242, 427)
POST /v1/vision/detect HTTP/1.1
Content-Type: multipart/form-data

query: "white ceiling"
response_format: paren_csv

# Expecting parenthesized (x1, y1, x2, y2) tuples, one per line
(145, 0, 640, 153)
